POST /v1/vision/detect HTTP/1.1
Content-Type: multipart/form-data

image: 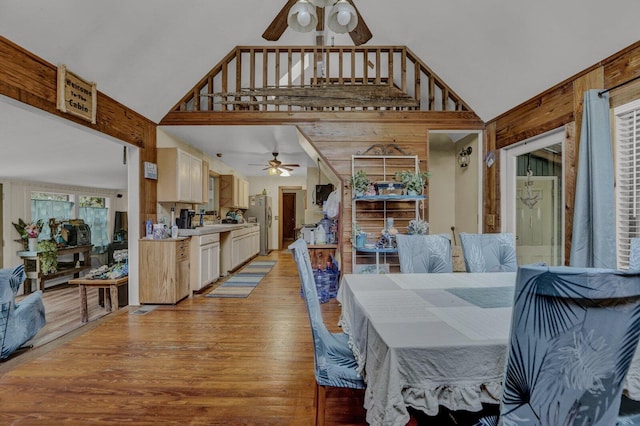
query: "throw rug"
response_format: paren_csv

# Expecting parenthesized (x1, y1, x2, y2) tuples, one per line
(206, 260, 276, 298)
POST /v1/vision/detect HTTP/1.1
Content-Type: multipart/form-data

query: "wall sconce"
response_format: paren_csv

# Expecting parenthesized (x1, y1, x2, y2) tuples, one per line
(458, 146, 473, 168)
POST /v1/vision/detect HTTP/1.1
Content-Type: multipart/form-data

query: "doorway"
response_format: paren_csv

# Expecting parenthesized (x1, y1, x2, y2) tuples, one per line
(281, 193, 297, 245)
(502, 129, 564, 265)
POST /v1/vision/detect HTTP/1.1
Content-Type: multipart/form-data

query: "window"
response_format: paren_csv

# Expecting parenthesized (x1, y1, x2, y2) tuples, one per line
(30, 191, 111, 254)
(79, 196, 109, 253)
(31, 192, 74, 241)
(614, 99, 640, 268)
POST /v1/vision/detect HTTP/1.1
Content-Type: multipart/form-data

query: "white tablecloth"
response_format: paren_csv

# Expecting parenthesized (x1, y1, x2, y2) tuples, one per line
(338, 272, 640, 426)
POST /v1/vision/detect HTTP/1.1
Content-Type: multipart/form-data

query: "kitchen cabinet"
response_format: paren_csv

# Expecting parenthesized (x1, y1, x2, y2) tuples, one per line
(139, 238, 190, 304)
(220, 225, 260, 274)
(189, 232, 220, 292)
(157, 148, 205, 203)
(220, 174, 249, 209)
(202, 160, 209, 204)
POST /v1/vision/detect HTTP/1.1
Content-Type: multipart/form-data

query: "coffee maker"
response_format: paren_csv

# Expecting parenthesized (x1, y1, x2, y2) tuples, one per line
(178, 209, 196, 229)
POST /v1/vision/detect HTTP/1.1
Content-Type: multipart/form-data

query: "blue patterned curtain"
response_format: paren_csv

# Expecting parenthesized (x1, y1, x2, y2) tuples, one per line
(31, 200, 74, 241)
(79, 207, 109, 254)
(569, 90, 617, 268)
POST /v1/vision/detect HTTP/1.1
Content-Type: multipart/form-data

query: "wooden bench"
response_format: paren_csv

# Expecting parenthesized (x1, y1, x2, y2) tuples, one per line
(68, 277, 128, 323)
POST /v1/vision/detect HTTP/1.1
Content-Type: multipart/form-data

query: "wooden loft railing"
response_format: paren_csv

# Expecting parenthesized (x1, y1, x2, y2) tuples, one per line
(168, 45, 473, 113)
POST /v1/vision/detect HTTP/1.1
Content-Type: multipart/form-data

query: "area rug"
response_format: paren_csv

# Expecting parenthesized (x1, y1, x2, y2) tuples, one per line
(206, 260, 276, 298)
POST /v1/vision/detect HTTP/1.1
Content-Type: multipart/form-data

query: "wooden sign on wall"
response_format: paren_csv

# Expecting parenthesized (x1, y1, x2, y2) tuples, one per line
(57, 64, 97, 124)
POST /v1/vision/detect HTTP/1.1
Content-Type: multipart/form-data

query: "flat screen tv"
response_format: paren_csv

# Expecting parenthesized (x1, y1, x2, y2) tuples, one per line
(315, 184, 334, 206)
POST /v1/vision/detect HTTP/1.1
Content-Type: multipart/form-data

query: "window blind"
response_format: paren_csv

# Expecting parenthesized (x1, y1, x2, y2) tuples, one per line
(615, 99, 640, 268)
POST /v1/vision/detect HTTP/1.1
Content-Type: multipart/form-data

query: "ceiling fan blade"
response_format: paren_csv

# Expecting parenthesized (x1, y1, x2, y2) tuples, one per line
(262, 0, 298, 41)
(346, 0, 372, 46)
(280, 163, 300, 168)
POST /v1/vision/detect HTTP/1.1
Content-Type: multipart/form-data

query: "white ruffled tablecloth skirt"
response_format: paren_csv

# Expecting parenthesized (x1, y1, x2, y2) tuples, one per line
(338, 272, 514, 426)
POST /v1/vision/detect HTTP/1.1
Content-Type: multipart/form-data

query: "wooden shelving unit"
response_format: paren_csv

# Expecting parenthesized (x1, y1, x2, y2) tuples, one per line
(351, 154, 425, 273)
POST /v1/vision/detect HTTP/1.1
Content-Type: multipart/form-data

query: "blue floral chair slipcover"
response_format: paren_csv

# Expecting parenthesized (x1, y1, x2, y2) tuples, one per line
(396, 234, 453, 273)
(630, 238, 640, 270)
(459, 232, 517, 273)
(476, 264, 640, 426)
(1, 264, 46, 359)
(288, 238, 365, 425)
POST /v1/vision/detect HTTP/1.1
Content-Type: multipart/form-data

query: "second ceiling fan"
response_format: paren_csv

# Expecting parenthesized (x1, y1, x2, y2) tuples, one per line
(262, 0, 372, 46)
(258, 152, 300, 176)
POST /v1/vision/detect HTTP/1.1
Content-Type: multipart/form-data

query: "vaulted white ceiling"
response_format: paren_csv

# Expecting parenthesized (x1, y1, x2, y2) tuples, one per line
(1, 0, 639, 186)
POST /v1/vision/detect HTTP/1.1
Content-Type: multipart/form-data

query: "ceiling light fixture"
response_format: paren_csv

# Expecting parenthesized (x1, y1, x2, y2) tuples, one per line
(287, 0, 318, 32)
(287, 0, 357, 34)
(327, 0, 357, 33)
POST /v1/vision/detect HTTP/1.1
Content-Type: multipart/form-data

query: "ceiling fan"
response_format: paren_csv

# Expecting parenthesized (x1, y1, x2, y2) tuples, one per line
(262, 0, 372, 46)
(256, 152, 300, 176)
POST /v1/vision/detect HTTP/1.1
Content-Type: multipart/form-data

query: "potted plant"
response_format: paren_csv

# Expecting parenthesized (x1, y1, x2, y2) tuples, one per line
(350, 170, 370, 197)
(37, 239, 58, 274)
(12, 218, 44, 250)
(394, 170, 430, 196)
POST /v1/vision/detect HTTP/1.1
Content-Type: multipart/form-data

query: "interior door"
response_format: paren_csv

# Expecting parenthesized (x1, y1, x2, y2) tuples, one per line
(282, 193, 296, 242)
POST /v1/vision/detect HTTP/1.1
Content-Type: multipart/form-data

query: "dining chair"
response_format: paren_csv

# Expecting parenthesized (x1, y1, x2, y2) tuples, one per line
(396, 234, 453, 273)
(288, 238, 365, 426)
(630, 237, 640, 270)
(459, 232, 517, 272)
(475, 264, 640, 426)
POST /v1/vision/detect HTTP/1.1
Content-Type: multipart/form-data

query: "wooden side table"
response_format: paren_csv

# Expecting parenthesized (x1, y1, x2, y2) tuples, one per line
(68, 277, 128, 323)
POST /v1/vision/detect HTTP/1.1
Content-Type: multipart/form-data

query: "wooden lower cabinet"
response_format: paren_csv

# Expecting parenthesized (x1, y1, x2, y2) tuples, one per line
(139, 238, 190, 304)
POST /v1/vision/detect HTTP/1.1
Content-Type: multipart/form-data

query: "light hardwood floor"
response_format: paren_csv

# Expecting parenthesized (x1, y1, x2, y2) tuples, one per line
(0, 249, 368, 425)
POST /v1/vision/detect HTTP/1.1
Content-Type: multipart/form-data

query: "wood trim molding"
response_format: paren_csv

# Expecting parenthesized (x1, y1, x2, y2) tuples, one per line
(0, 35, 158, 235)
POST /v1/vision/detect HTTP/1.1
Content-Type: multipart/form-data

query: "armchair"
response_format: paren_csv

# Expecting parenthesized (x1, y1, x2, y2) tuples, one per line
(1, 264, 46, 359)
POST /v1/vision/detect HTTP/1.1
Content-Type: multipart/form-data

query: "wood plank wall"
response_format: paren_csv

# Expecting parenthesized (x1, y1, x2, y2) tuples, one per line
(484, 40, 640, 265)
(297, 113, 484, 273)
(0, 36, 158, 235)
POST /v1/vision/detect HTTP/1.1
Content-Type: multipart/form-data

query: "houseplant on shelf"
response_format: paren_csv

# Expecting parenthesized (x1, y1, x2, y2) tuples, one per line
(394, 170, 431, 196)
(349, 170, 370, 197)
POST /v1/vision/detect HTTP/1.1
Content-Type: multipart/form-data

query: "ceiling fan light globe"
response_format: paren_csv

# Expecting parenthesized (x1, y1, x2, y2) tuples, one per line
(268, 167, 279, 176)
(328, 0, 357, 33)
(287, 0, 318, 33)
(337, 9, 350, 26)
(297, 10, 311, 27)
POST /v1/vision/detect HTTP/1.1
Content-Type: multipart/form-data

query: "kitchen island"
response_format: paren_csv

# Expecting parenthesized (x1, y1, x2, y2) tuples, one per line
(178, 223, 260, 292)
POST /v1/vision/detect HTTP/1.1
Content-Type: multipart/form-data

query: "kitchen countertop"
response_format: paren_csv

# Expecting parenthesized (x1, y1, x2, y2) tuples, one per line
(177, 223, 258, 237)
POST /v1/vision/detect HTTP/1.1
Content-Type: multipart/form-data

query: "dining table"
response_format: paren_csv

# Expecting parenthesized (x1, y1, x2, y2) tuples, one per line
(337, 271, 640, 426)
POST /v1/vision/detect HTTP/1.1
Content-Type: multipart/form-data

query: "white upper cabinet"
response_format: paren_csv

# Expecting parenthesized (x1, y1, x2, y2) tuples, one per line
(157, 148, 205, 203)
